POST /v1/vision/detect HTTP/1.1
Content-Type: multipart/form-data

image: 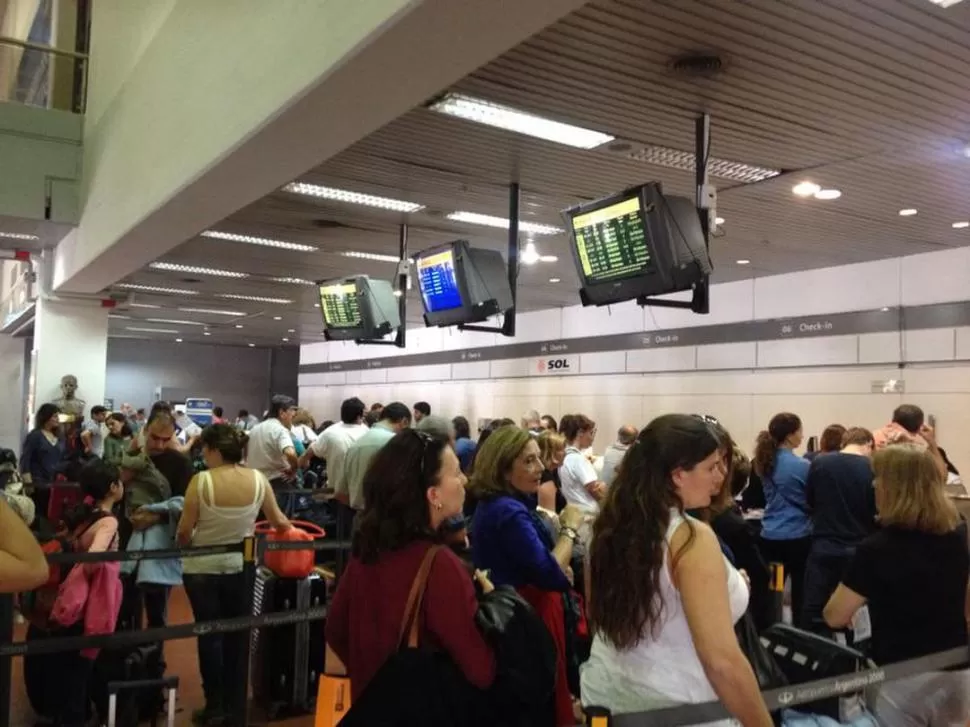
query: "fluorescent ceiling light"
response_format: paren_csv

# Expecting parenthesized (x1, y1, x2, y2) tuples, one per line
(626, 145, 780, 184)
(273, 316, 283, 321)
(952, 221, 970, 229)
(284, 182, 424, 213)
(288, 328, 296, 333)
(792, 181, 821, 197)
(715, 217, 725, 225)
(149, 262, 248, 278)
(429, 92, 614, 150)
(117, 283, 199, 296)
(549, 277, 561, 283)
(175, 338, 183, 343)
(127, 326, 179, 334)
(203, 331, 212, 336)
(927, 0, 965, 7)
(235, 324, 244, 329)
(179, 307, 245, 316)
(342, 251, 400, 263)
(814, 189, 842, 200)
(539, 254, 558, 263)
(146, 318, 206, 326)
(0, 231, 39, 241)
(217, 293, 293, 304)
(282, 337, 290, 342)
(898, 208, 918, 216)
(521, 241, 540, 265)
(200, 230, 318, 252)
(737, 259, 751, 265)
(108, 314, 131, 320)
(447, 211, 563, 236)
(270, 276, 315, 286)
(248, 343, 255, 348)
(129, 303, 161, 309)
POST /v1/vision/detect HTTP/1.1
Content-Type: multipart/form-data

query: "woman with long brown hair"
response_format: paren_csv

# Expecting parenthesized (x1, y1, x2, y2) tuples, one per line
(581, 414, 771, 727)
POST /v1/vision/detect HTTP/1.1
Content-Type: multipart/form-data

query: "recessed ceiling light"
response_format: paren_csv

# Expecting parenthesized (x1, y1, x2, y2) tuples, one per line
(282, 337, 289, 342)
(217, 294, 292, 304)
(792, 181, 821, 198)
(200, 230, 318, 252)
(549, 277, 561, 283)
(0, 231, 39, 241)
(146, 318, 206, 326)
(737, 259, 751, 265)
(881, 307, 891, 312)
(203, 331, 211, 336)
(521, 241, 540, 265)
(127, 326, 179, 334)
(149, 262, 248, 278)
(428, 92, 615, 150)
(626, 145, 781, 184)
(898, 208, 918, 217)
(446, 211, 562, 236)
(539, 254, 558, 263)
(117, 283, 199, 296)
(129, 302, 162, 309)
(927, 0, 965, 7)
(393, 290, 403, 298)
(287, 328, 296, 333)
(175, 338, 183, 343)
(952, 221, 970, 229)
(179, 307, 245, 316)
(270, 276, 315, 286)
(341, 251, 400, 263)
(814, 189, 842, 200)
(314, 303, 320, 308)
(715, 217, 725, 225)
(235, 324, 244, 329)
(273, 316, 282, 321)
(248, 343, 255, 348)
(283, 182, 424, 213)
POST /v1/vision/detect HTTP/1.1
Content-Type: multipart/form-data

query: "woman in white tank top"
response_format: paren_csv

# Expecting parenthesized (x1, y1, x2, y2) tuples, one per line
(581, 415, 772, 727)
(176, 424, 291, 726)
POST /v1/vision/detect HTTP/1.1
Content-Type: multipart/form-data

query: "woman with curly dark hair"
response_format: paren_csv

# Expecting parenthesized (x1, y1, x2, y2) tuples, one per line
(581, 415, 771, 727)
(325, 430, 495, 704)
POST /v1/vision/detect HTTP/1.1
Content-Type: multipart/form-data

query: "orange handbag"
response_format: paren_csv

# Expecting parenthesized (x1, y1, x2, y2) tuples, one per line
(255, 520, 325, 578)
(315, 644, 351, 726)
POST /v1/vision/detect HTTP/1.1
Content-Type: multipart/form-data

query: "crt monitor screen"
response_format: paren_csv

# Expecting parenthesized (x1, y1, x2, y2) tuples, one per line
(570, 193, 653, 285)
(318, 281, 362, 328)
(417, 248, 463, 312)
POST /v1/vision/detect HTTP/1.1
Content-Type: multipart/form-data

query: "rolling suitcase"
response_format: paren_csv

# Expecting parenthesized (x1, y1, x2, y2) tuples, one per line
(107, 675, 178, 727)
(251, 567, 329, 719)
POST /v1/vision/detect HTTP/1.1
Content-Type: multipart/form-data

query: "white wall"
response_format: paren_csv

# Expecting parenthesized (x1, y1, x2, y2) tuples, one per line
(299, 247, 970, 473)
(0, 333, 25, 452)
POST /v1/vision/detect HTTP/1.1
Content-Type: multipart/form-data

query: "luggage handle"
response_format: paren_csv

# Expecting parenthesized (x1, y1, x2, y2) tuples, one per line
(107, 676, 179, 727)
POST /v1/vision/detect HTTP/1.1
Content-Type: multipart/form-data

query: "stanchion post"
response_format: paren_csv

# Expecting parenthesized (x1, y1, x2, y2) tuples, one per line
(769, 561, 785, 623)
(585, 706, 611, 726)
(0, 594, 12, 727)
(232, 536, 257, 727)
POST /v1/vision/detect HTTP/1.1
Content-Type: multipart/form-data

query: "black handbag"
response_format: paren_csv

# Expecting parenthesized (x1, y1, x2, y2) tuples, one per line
(340, 546, 488, 727)
(735, 612, 788, 690)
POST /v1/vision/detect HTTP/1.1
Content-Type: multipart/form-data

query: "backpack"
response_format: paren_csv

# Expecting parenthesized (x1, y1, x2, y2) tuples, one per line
(20, 511, 110, 629)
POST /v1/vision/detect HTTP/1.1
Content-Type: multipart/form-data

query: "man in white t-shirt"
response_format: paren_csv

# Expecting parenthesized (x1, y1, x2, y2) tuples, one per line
(81, 405, 108, 458)
(300, 397, 368, 500)
(245, 395, 299, 486)
(600, 425, 637, 486)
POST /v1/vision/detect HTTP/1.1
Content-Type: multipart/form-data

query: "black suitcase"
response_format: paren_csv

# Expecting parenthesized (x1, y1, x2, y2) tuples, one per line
(251, 567, 329, 719)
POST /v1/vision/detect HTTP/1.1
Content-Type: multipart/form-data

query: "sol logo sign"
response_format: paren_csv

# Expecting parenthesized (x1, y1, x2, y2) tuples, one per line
(536, 357, 573, 374)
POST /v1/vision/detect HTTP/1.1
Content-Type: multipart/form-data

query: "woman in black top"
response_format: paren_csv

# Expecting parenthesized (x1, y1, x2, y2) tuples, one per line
(824, 444, 969, 725)
(20, 403, 64, 518)
(536, 430, 567, 514)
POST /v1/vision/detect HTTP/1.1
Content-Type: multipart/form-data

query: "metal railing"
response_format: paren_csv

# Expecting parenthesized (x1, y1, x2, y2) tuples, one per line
(0, 35, 87, 113)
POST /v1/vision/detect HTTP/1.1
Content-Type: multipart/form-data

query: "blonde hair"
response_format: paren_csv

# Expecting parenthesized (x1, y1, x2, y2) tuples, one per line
(873, 444, 958, 534)
(293, 408, 316, 428)
(536, 430, 566, 466)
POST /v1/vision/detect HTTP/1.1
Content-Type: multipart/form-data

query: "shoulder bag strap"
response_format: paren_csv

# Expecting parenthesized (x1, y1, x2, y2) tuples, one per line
(397, 544, 441, 649)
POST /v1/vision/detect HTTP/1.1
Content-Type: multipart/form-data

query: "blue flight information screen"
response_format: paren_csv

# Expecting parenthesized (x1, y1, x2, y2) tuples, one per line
(417, 249, 463, 312)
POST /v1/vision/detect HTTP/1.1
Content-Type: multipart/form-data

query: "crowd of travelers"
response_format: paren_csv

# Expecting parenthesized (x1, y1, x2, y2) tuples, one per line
(0, 395, 967, 726)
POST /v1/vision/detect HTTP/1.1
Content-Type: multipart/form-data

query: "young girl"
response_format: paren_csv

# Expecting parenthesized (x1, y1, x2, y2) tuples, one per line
(55, 459, 125, 727)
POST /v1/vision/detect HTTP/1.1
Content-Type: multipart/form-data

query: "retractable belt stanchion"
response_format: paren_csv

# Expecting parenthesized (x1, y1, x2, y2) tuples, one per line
(232, 535, 257, 727)
(769, 561, 785, 623)
(0, 594, 12, 727)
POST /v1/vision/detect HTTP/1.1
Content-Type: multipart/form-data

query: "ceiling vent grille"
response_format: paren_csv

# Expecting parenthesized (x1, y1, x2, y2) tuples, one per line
(603, 141, 781, 184)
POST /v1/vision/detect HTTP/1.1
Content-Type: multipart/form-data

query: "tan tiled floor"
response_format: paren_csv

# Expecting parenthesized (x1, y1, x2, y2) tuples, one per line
(9, 587, 315, 727)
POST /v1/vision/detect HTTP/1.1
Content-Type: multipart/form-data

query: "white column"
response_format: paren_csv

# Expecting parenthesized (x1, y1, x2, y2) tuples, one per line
(30, 296, 109, 422)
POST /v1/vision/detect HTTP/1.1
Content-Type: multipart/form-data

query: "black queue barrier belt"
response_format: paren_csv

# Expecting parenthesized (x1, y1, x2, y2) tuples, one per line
(42, 538, 353, 565)
(0, 605, 328, 657)
(595, 646, 969, 727)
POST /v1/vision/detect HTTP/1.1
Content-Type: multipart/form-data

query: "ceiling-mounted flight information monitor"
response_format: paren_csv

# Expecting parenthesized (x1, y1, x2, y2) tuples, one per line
(572, 194, 653, 285)
(317, 275, 400, 341)
(415, 240, 513, 327)
(319, 281, 362, 329)
(564, 183, 712, 307)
